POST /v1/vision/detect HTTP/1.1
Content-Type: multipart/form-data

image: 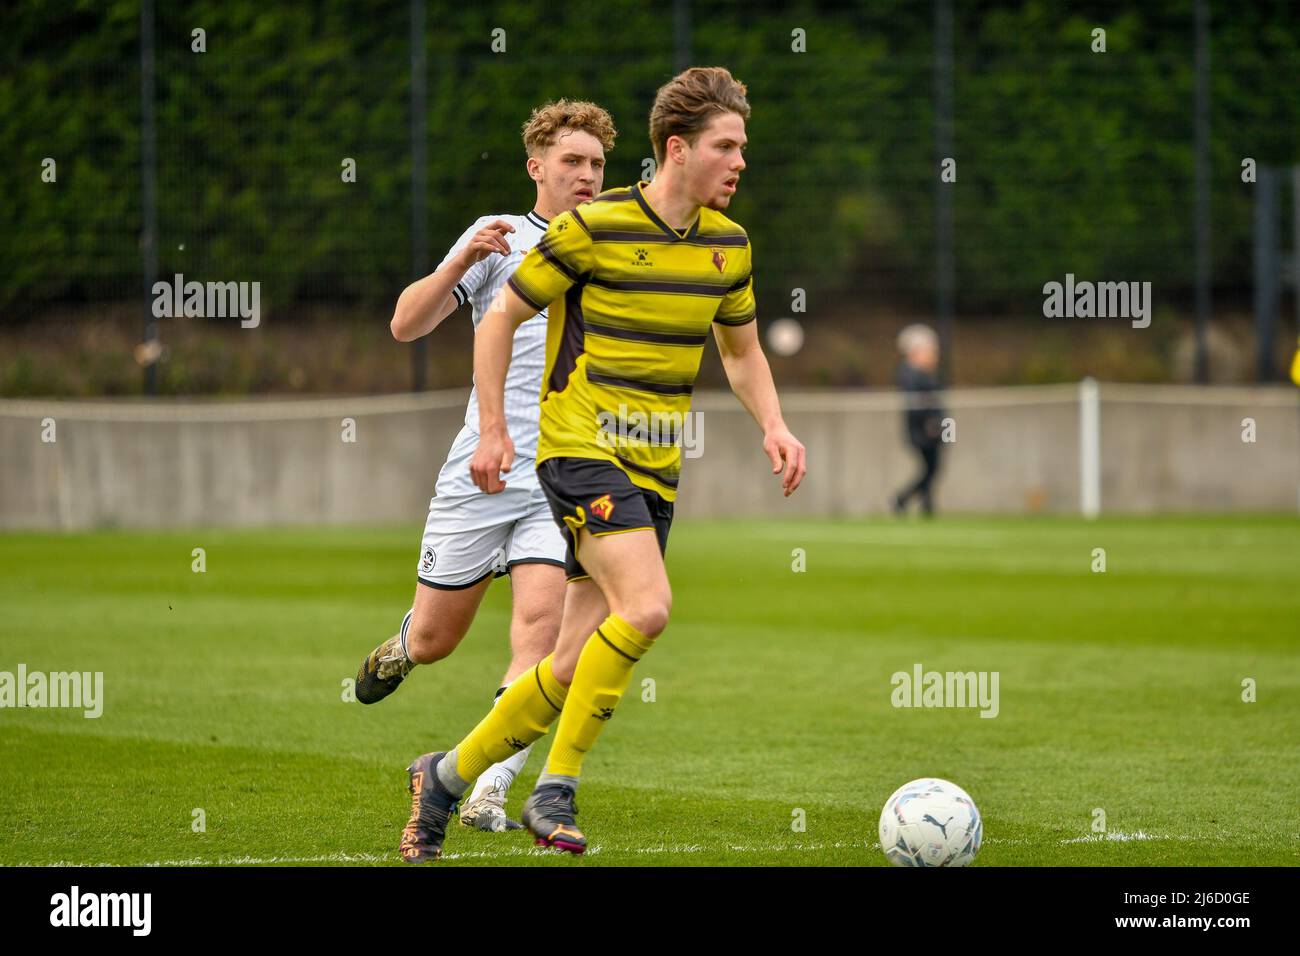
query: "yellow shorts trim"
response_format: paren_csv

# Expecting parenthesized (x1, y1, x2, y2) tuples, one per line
(590, 526, 655, 538)
(569, 524, 654, 571)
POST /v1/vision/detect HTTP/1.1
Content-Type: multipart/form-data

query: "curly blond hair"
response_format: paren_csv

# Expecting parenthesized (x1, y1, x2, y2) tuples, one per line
(521, 99, 617, 157)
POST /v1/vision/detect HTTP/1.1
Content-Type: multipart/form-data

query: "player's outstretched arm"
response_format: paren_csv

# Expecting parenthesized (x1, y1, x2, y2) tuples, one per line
(468, 283, 537, 494)
(713, 321, 807, 497)
(390, 219, 516, 342)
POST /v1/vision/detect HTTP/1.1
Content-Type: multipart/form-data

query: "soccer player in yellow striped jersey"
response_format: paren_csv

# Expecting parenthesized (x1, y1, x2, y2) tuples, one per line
(506, 170, 758, 502)
(398, 67, 807, 860)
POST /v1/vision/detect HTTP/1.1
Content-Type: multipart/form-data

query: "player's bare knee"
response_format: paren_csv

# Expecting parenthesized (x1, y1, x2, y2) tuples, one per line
(404, 619, 457, 665)
(513, 600, 561, 639)
(512, 607, 561, 655)
(621, 595, 670, 640)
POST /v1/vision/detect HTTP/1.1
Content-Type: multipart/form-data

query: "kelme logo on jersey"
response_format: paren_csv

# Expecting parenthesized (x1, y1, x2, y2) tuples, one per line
(589, 494, 615, 521)
(712, 248, 727, 273)
(631, 248, 653, 267)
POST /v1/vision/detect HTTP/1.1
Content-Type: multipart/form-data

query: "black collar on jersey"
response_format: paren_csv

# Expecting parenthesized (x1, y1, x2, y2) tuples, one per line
(632, 181, 700, 242)
(525, 210, 549, 229)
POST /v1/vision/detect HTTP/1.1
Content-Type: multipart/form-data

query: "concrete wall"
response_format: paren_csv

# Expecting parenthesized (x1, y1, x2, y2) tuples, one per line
(2, 384, 1296, 529)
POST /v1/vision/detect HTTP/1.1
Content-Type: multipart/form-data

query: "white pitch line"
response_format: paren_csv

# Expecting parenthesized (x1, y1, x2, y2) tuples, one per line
(18, 832, 1225, 867)
(1060, 830, 1170, 844)
(17, 844, 851, 867)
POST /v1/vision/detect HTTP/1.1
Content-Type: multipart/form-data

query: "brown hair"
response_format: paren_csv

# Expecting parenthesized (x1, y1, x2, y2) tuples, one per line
(649, 67, 750, 166)
(521, 99, 617, 157)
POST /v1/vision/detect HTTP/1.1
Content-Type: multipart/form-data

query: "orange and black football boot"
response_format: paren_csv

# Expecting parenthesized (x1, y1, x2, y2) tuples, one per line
(522, 783, 586, 855)
(399, 752, 459, 863)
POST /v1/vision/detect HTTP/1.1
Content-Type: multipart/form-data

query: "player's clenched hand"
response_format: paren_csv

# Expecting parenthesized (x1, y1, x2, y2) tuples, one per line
(763, 426, 807, 497)
(470, 427, 514, 494)
(457, 220, 515, 268)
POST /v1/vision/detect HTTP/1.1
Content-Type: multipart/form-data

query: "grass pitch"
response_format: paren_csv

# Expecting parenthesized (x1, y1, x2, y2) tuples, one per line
(1, 516, 1297, 866)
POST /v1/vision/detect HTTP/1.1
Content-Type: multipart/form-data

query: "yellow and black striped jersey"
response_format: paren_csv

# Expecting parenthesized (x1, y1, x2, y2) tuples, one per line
(506, 181, 755, 502)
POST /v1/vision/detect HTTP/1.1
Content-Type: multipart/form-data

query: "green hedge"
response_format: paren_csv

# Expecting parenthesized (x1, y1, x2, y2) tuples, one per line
(3, 0, 1297, 318)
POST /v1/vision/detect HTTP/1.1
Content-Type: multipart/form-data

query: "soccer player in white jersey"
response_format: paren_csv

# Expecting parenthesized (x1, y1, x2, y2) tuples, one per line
(354, 100, 616, 831)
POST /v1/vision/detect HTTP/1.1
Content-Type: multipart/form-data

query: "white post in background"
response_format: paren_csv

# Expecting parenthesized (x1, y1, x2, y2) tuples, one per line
(1079, 377, 1101, 519)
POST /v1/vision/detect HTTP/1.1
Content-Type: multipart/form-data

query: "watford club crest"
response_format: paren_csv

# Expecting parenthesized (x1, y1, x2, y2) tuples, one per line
(712, 248, 727, 273)
(589, 494, 615, 521)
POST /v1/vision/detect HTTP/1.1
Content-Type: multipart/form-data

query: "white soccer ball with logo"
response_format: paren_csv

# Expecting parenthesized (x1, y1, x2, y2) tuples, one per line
(878, 778, 982, 867)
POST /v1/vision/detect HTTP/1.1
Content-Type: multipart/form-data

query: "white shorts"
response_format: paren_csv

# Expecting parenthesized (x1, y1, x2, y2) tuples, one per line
(416, 426, 566, 589)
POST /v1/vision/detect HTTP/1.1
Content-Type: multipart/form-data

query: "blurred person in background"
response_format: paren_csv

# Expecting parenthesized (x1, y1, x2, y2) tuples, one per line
(891, 323, 945, 517)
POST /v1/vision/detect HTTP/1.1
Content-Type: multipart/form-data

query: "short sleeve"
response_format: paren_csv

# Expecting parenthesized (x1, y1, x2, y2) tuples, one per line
(713, 242, 756, 326)
(506, 209, 594, 312)
(437, 217, 494, 306)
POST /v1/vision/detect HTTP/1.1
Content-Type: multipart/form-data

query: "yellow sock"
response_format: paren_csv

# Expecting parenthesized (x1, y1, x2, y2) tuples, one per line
(544, 615, 654, 779)
(453, 654, 568, 784)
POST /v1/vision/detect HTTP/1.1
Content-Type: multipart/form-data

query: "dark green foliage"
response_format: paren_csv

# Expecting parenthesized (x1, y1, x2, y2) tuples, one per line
(2, 1, 1298, 316)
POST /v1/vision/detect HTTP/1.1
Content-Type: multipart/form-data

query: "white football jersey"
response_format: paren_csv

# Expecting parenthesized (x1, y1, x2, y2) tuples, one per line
(439, 210, 550, 458)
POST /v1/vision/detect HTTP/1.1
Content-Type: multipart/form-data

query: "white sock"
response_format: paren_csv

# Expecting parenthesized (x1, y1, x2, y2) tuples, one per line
(466, 745, 532, 806)
(397, 608, 415, 663)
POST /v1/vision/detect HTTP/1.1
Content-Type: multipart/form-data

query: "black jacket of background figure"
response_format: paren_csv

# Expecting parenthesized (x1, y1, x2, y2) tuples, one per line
(897, 362, 945, 449)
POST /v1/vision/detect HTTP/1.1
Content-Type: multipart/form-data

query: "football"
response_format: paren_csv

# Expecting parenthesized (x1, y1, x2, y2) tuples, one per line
(879, 778, 982, 867)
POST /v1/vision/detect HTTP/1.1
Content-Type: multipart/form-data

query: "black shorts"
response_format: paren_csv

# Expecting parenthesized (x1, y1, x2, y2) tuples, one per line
(537, 457, 674, 581)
